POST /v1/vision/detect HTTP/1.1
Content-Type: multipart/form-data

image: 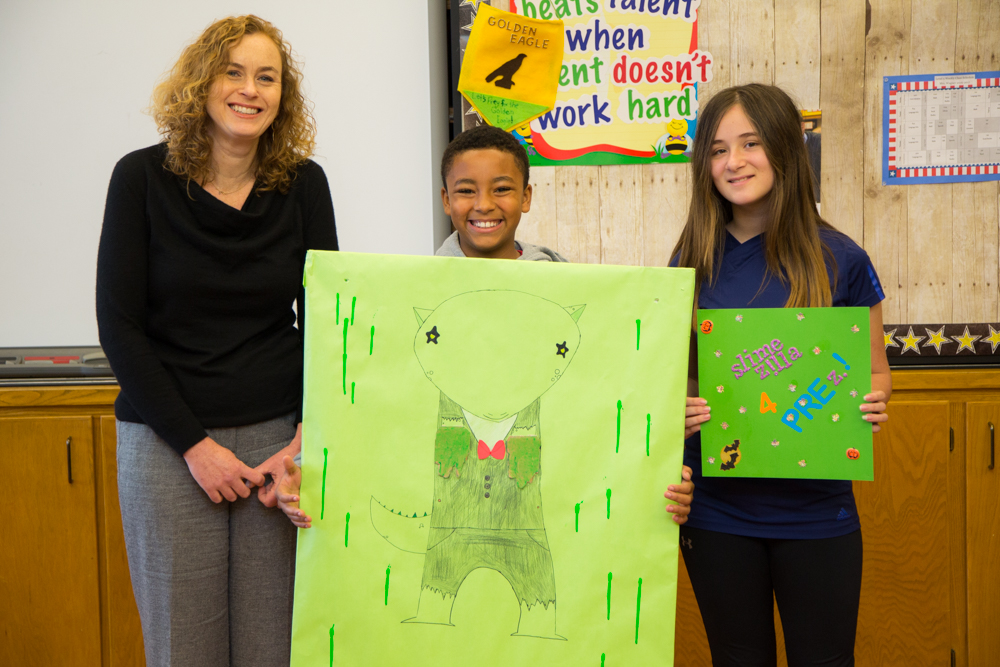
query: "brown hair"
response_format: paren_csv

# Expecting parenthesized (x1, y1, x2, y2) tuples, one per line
(150, 15, 316, 193)
(671, 83, 835, 308)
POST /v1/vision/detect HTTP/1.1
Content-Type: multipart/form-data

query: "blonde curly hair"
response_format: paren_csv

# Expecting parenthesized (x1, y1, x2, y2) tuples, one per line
(151, 15, 316, 193)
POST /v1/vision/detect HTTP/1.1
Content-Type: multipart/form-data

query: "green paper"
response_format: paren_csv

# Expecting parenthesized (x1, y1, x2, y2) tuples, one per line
(292, 252, 694, 666)
(696, 307, 874, 480)
(462, 90, 550, 131)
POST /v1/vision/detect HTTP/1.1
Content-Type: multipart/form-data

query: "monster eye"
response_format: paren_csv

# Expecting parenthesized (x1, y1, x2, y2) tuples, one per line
(426, 325, 440, 344)
(555, 341, 568, 358)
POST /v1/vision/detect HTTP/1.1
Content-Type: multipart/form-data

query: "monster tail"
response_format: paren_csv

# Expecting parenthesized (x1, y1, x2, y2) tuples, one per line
(369, 496, 431, 554)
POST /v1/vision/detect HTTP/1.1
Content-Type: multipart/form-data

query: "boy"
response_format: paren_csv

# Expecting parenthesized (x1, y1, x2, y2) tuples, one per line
(435, 125, 566, 262)
(273, 125, 692, 529)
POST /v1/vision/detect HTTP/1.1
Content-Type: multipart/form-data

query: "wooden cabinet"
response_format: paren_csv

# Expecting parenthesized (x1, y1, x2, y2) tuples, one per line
(0, 416, 102, 665)
(965, 404, 1000, 665)
(674, 370, 1000, 667)
(3, 376, 998, 665)
(0, 387, 144, 667)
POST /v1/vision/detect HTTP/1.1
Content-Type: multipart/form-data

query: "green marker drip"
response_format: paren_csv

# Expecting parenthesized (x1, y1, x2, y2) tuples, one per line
(636, 318, 641, 350)
(342, 318, 349, 395)
(321, 448, 329, 520)
(350, 296, 356, 325)
(574, 502, 581, 532)
(606, 572, 613, 619)
(601, 654, 606, 667)
(646, 413, 651, 456)
(351, 382, 356, 405)
(336, 293, 340, 325)
(329, 623, 334, 667)
(606, 488, 612, 519)
(616, 400, 622, 453)
(345, 512, 350, 547)
(384, 565, 391, 605)
(369, 326, 375, 355)
(635, 577, 643, 644)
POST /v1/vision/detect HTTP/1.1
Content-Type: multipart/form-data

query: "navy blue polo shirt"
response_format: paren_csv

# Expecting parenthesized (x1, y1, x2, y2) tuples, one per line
(677, 227, 884, 539)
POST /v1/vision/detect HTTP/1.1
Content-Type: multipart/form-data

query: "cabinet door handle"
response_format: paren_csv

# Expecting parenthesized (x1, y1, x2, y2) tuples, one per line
(990, 423, 995, 471)
(66, 437, 73, 484)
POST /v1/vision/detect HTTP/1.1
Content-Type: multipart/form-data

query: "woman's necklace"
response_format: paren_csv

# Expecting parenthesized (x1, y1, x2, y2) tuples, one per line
(208, 171, 255, 196)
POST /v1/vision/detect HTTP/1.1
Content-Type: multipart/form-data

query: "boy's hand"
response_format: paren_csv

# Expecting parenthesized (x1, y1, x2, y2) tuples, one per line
(665, 465, 694, 525)
(685, 397, 711, 438)
(276, 455, 312, 528)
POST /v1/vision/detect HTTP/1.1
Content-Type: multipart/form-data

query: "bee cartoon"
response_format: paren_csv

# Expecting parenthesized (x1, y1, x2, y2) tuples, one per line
(656, 118, 690, 157)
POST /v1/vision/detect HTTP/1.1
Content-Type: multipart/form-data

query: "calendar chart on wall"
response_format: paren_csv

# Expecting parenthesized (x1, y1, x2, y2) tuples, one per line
(883, 71, 1000, 185)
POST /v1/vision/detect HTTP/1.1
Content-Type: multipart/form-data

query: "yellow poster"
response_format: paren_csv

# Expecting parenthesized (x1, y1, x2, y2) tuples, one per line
(458, 4, 565, 130)
(490, 0, 713, 166)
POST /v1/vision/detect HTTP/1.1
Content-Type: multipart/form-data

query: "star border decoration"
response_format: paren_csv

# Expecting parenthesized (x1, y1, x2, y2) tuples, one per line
(922, 326, 949, 354)
(898, 326, 924, 354)
(984, 325, 1000, 354)
(459, 0, 484, 32)
(883, 327, 900, 350)
(952, 325, 981, 354)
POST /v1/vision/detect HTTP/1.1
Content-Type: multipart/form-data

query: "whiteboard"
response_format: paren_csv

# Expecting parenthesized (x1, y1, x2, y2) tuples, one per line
(0, 0, 450, 346)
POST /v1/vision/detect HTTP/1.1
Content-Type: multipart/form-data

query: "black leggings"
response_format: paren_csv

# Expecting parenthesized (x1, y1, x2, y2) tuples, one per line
(680, 526, 863, 667)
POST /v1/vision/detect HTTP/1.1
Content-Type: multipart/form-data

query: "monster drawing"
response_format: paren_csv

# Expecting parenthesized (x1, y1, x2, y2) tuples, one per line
(370, 290, 584, 640)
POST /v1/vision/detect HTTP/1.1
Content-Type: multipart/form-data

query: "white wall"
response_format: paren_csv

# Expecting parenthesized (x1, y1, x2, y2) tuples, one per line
(0, 0, 450, 346)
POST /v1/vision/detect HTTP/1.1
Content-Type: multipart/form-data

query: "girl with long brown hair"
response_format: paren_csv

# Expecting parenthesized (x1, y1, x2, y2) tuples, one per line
(673, 84, 891, 666)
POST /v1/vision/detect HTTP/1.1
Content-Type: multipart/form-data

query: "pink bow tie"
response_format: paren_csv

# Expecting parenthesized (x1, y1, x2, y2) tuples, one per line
(477, 440, 506, 460)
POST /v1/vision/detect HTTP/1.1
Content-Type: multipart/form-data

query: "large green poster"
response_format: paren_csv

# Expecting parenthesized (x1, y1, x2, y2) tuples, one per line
(292, 252, 694, 666)
(696, 307, 873, 480)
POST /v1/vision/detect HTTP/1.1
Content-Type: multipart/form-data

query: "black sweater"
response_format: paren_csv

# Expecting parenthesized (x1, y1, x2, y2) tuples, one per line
(96, 144, 339, 455)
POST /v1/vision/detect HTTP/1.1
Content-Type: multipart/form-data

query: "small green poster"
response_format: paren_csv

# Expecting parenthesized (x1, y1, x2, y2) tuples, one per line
(696, 307, 873, 481)
(292, 251, 694, 666)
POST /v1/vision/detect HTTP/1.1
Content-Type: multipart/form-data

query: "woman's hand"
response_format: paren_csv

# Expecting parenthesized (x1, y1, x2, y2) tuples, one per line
(685, 397, 711, 438)
(665, 465, 694, 525)
(860, 390, 889, 433)
(275, 456, 312, 529)
(254, 423, 303, 508)
(183, 437, 265, 503)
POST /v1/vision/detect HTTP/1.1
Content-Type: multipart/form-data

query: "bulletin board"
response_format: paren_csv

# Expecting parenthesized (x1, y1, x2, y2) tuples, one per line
(883, 71, 1000, 185)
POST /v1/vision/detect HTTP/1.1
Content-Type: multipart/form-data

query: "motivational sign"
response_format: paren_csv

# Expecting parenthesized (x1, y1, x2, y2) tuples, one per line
(458, 4, 565, 130)
(503, 0, 713, 166)
(290, 252, 695, 666)
(696, 308, 873, 481)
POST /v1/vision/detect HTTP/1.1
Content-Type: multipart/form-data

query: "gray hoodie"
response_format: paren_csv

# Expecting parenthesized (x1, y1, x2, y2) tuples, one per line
(435, 231, 569, 262)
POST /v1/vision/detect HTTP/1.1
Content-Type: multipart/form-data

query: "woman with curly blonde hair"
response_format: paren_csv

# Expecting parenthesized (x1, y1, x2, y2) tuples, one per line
(96, 15, 337, 666)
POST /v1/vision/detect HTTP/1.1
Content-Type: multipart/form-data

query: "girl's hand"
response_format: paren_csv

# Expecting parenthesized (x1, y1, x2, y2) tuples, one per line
(685, 397, 711, 438)
(665, 466, 694, 525)
(860, 390, 889, 433)
(183, 437, 265, 503)
(275, 456, 312, 528)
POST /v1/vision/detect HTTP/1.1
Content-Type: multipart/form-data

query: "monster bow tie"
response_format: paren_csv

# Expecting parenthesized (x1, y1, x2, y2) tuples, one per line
(477, 440, 506, 460)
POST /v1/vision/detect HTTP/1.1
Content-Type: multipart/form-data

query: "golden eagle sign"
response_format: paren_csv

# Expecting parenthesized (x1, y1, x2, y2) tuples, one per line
(457, 4, 565, 130)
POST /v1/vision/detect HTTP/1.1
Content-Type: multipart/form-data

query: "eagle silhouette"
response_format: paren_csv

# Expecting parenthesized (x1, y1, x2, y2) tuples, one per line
(485, 54, 527, 90)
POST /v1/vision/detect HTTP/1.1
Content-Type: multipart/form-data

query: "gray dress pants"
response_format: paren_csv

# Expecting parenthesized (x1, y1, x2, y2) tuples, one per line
(117, 414, 297, 667)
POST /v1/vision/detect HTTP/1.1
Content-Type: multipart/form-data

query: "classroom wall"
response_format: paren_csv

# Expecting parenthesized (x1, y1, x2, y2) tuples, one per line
(511, 0, 1000, 326)
(0, 0, 450, 347)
